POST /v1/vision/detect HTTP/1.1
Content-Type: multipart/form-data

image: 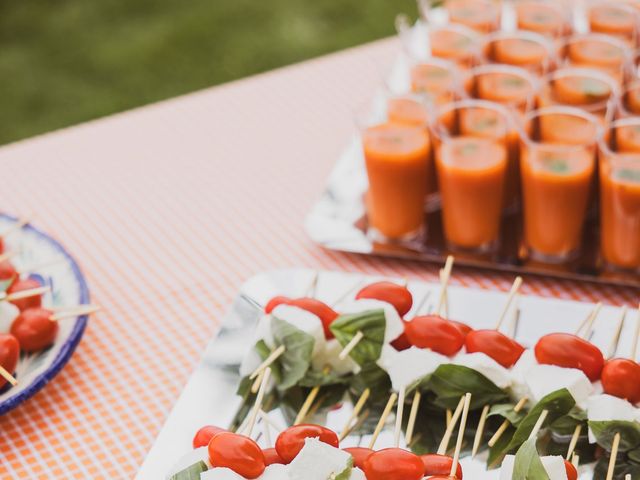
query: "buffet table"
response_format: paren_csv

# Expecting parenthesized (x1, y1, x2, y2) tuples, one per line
(0, 36, 636, 479)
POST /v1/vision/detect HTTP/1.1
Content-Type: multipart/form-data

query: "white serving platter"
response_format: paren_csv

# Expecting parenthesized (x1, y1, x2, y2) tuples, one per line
(137, 268, 633, 479)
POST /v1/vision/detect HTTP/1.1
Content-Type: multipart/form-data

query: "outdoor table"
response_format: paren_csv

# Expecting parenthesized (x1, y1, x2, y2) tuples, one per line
(0, 37, 636, 479)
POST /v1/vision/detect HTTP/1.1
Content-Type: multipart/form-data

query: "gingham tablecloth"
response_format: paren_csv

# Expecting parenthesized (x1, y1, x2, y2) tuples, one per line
(0, 37, 637, 479)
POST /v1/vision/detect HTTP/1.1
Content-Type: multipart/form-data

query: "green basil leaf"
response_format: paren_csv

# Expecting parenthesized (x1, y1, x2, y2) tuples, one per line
(272, 316, 315, 390)
(299, 368, 350, 387)
(330, 310, 386, 366)
(594, 455, 640, 480)
(492, 389, 575, 466)
(335, 457, 354, 480)
(429, 364, 509, 410)
(549, 406, 586, 436)
(512, 438, 550, 480)
(589, 420, 640, 452)
(169, 461, 208, 480)
(489, 403, 526, 425)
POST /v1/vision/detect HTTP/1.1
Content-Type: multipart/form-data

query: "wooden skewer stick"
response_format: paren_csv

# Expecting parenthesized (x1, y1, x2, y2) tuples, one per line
(49, 305, 101, 321)
(2, 286, 50, 302)
(249, 345, 286, 380)
(259, 409, 282, 433)
(436, 256, 454, 316)
(488, 397, 528, 447)
(245, 367, 271, 437)
(339, 388, 370, 441)
(261, 410, 272, 447)
(576, 302, 602, 338)
(304, 271, 319, 298)
(446, 409, 453, 428)
(294, 385, 321, 425)
(0, 216, 31, 238)
(251, 368, 266, 394)
(368, 393, 398, 449)
(413, 290, 432, 316)
(405, 391, 422, 445)
(566, 424, 582, 460)
(343, 409, 370, 440)
(607, 306, 627, 360)
(450, 393, 472, 477)
(606, 432, 621, 480)
(472, 405, 490, 458)
(508, 304, 521, 341)
(338, 331, 364, 360)
(0, 365, 17, 386)
(528, 409, 549, 440)
(572, 452, 579, 468)
(394, 386, 406, 447)
(495, 276, 523, 331)
(437, 395, 465, 455)
(631, 303, 640, 361)
(331, 278, 365, 308)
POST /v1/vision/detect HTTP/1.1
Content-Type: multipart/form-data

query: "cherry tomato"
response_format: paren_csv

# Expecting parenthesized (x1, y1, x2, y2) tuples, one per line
(192, 425, 226, 449)
(7, 278, 43, 311)
(275, 424, 339, 463)
(208, 432, 265, 479)
(0, 260, 17, 288)
(564, 460, 578, 480)
(343, 447, 374, 469)
(265, 296, 290, 314)
(405, 315, 465, 356)
(287, 298, 339, 339)
(601, 358, 640, 403)
(465, 329, 525, 368)
(449, 320, 473, 337)
(391, 330, 412, 351)
(0, 334, 19, 389)
(425, 476, 456, 479)
(363, 448, 424, 480)
(356, 282, 413, 316)
(421, 454, 463, 478)
(535, 333, 604, 381)
(10, 307, 58, 352)
(262, 447, 284, 465)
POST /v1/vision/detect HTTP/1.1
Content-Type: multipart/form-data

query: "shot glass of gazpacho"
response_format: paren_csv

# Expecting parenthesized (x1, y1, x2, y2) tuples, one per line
(513, 0, 572, 39)
(432, 100, 510, 251)
(428, 23, 481, 69)
(600, 118, 640, 270)
(537, 67, 618, 121)
(617, 83, 640, 117)
(599, 119, 640, 270)
(360, 97, 431, 241)
(587, 1, 640, 47)
(481, 30, 556, 75)
(560, 34, 632, 85)
(444, 0, 502, 33)
(519, 107, 601, 262)
(462, 64, 538, 210)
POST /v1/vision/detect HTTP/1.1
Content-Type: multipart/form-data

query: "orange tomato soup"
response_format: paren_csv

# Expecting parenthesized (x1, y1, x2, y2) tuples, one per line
(565, 36, 628, 82)
(621, 85, 640, 115)
(515, 1, 568, 37)
(487, 37, 548, 70)
(537, 71, 614, 118)
(446, 0, 501, 33)
(589, 4, 637, 42)
(436, 136, 507, 248)
(615, 124, 640, 153)
(429, 27, 477, 67)
(363, 123, 430, 238)
(600, 152, 640, 269)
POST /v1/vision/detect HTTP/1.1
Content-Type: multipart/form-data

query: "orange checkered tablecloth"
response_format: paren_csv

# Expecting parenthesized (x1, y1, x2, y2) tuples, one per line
(0, 37, 637, 479)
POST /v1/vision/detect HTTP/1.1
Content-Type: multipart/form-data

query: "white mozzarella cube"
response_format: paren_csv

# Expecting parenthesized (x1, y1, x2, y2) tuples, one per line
(253, 314, 276, 349)
(313, 338, 360, 375)
(340, 299, 404, 344)
(258, 463, 290, 480)
(349, 467, 366, 480)
(0, 301, 19, 334)
(377, 345, 446, 391)
(509, 349, 537, 400)
(499, 454, 568, 480)
(271, 305, 326, 357)
(499, 455, 515, 480)
(287, 438, 352, 480)
(239, 347, 263, 378)
(540, 455, 568, 480)
(587, 394, 638, 443)
(525, 365, 593, 409)
(452, 352, 512, 389)
(200, 468, 246, 480)
(166, 448, 210, 479)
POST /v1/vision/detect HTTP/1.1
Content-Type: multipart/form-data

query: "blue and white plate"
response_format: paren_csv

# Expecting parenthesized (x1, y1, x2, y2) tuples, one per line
(0, 214, 89, 415)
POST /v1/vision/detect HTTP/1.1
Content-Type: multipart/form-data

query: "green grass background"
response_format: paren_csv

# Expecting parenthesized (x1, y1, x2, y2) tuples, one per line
(0, 0, 417, 145)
